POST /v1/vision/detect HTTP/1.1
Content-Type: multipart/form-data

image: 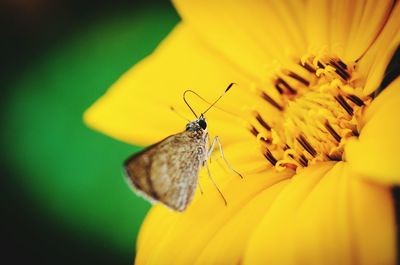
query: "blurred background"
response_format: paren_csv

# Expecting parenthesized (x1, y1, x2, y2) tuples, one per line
(0, 0, 178, 264)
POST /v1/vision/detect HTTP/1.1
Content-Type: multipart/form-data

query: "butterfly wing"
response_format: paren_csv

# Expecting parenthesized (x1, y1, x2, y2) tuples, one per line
(124, 131, 207, 211)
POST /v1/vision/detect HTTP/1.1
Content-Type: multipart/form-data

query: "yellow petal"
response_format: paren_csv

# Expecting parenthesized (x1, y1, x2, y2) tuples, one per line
(345, 77, 400, 184)
(358, 1, 400, 95)
(243, 161, 334, 264)
(135, 166, 293, 265)
(172, 0, 394, 70)
(84, 23, 255, 146)
(350, 169, 396, 265)
(305, 0, 395, 60)
(243, 162, 395, 265)
(193, 179, 288, 265)
(342, 0, 395, 61)
(172, 0, 307, 80)
(304, 0, 331, 52)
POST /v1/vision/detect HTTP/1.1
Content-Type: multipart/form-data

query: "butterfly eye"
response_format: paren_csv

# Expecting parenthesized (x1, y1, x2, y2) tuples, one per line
(198, 119, 207, 129)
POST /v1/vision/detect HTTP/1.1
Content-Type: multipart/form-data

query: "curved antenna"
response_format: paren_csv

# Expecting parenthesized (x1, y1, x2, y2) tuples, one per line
(202, 82, 236, 115)
(183, 90, 198, 118)
(183, 83, 237, 118)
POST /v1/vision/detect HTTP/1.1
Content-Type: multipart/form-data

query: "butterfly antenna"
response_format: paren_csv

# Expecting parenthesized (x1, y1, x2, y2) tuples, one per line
(170, 106, 190, 122)
(202, 82, 236, 115)
(183, 83, 237, 118)
(182, 90, 229, 114)
(183, 90, 198, 118)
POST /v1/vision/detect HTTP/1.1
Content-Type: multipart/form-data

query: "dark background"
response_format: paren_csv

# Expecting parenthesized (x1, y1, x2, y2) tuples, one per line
(0, 1, 178, 264)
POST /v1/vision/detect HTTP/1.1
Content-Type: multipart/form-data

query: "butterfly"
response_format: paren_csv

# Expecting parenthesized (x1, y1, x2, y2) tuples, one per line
(124, 83, 241, 212)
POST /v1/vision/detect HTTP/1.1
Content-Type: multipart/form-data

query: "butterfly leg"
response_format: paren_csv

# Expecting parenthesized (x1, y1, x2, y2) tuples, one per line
(208, 136, 243, 179)
(206, 133, 215, 164)
(197, 180, 204, 195)
(204, 161, 227, 206)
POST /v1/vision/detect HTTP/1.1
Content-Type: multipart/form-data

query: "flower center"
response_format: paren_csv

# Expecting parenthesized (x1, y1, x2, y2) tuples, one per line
(250, 53, 372, 171)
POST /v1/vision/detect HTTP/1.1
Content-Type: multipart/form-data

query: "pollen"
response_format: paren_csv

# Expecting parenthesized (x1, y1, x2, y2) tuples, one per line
(250, 54, 371, 171)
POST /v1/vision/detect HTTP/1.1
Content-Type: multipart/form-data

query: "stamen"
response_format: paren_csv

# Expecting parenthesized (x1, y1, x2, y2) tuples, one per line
(324, 121, 341, 142)
(330, 59, 347, 71)
(264, 149, 277, 166)
(347, 94, 365, 106)
(287, 71, 310, 86)
(299, 154, 308, 167)
(327, 154, 342, 161)
(260, 137, 271, 144)
(352, 129, 360, 137)
(329, 60, 350, 80)
(297, 135, 317, 157)
(337, 59, 347, 69)
(274, 83, 283, 94)
(276, 78, 297, 94)
(255, 113, 271, 131)
(250, 126, 259, 137)
(250, 54, 370, 171)
(333, 66, 349, 81)
(300, 62, 316, 73)
(261, 91, 283, 111)
(335, 95, 354, 116)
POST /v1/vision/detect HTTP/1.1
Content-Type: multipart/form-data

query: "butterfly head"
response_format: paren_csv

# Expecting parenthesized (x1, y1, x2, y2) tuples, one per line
(186, 114, 207, 132)
(183, 83, 236, 133)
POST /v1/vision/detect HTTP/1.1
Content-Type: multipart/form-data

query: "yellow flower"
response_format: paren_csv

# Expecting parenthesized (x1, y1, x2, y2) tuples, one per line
(84, 0, 400, 264)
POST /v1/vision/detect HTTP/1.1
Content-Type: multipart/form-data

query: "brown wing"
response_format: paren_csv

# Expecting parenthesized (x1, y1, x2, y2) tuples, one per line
(124, 131, 207, 211)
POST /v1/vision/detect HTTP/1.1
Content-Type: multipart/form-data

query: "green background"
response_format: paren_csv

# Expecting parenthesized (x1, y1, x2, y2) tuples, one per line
(2, 4, 179, 261)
